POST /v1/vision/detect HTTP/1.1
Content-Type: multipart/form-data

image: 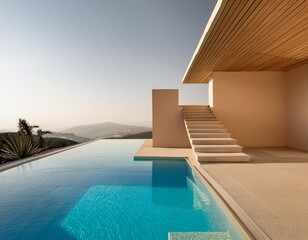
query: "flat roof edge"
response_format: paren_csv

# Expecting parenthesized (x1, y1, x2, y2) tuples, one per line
(182, 0, 228, 84)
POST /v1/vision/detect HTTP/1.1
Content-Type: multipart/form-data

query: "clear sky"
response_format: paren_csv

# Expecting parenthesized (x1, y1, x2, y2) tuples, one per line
(0, 0, 215, 131)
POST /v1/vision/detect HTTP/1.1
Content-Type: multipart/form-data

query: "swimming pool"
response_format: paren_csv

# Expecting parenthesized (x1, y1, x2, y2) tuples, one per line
(0, 140, 247, 239)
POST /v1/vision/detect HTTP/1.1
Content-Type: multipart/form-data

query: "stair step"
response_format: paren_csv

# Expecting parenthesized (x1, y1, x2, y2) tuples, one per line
(196, 152, 251, 162)
(184, 115, 216, 118)
(182, 105, 209, 109)
(184, 111, 213, 113)
(183, 113, 215, 117)
(183, 109, 211, 112)
(183, 110, 213, 113)
(187, 125, 224, 129)
(183, 107, 212, 110)
(185, 119, 217, 122)
(191, 138, 236, 145)
(189, 129, 227, 133)
(186, 121, 221, 125)
(193, 145, 242, 153)
(183, 112, 214, 115)
(190, 133, 231, 138)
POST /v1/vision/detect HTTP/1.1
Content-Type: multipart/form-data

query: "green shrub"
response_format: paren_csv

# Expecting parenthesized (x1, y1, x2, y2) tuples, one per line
(46, 138, 77, 149)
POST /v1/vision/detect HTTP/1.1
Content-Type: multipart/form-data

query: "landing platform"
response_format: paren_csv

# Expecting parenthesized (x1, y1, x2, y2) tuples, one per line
(134, 139, 198, 166)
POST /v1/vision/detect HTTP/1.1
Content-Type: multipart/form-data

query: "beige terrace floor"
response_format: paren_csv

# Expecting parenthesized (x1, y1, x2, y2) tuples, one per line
(202, 147, 308, 240)
(135, 142, 308, 240)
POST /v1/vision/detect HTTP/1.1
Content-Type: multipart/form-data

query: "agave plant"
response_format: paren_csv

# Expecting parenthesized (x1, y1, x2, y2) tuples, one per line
(0, 134, 45, 162)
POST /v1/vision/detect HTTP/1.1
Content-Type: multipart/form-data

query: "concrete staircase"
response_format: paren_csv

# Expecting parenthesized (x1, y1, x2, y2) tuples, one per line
(182, 105, 250, 163)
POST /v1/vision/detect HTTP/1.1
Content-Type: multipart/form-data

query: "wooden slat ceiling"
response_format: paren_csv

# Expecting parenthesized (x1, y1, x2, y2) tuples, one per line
(183, 0, 308, 83)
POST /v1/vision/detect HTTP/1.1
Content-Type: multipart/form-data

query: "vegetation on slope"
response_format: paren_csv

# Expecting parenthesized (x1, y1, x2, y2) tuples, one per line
(45, 132, 90, 143)
(0, 119, 77, 164)
(121, 131, 152, 139)
(106, 131, 152, 139)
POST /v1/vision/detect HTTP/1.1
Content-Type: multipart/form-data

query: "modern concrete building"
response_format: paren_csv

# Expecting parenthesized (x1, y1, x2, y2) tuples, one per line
(136, 1, 308, 239)
(150, 0, 308, 164)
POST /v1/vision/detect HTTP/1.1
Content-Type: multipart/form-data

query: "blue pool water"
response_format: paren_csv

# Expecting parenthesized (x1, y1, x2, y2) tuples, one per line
(0, 140, 246, 239)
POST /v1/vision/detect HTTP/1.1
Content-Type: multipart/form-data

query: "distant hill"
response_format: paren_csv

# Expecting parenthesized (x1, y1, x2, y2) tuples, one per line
(63, 122, 152, 139)
(0, 129, 14, 133)
(45, 132, 89, 143)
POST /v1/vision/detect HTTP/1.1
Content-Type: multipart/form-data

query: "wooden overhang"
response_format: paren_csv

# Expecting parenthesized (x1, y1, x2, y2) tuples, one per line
(182, 0, 308, 83)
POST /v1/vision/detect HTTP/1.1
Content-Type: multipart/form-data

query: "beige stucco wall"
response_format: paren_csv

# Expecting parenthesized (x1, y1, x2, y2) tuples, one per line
(152, 89, 190, 148)
(208, 79, 214, 108)
(287, 64, 308, 151)
(211, 72, 287, 147)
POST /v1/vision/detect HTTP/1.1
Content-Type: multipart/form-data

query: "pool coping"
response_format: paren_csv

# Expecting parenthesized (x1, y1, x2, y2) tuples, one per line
(134, 140, 271, 240)
(195, 166, 271, 240)
(0, 139, 98, 172)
